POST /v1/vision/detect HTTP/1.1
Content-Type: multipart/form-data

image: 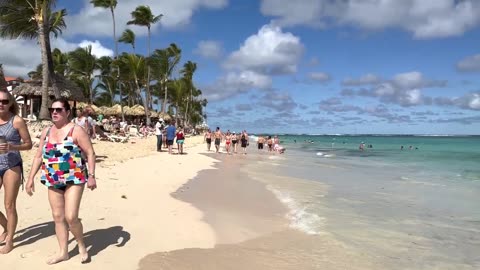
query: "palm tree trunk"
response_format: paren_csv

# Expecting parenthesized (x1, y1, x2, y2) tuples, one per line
(45, 37, 60, 98)
(134, 76, 150, 124)
(162, 77, 168, 113)
(38, 18, 50, 120)
(111, 7, 118, 58)
(145, 27, 152, 124)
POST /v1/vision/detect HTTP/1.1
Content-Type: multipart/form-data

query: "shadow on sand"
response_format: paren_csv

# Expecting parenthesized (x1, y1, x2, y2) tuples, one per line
(10, 222, 130, 263)
(13, 221, 55, 248)
(68, 226, 131, 262)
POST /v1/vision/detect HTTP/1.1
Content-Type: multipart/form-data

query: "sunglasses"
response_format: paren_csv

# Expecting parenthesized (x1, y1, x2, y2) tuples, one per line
(0, 99, 10, 105)
(48, 107, 65, 114)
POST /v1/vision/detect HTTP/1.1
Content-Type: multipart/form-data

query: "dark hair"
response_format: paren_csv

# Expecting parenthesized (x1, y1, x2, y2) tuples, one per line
(0, 90, 20, 115)
(51, 97, 71, 112)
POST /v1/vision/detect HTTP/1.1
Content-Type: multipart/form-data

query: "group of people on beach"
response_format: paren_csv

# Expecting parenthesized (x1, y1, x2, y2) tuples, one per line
(0, 90, 97, 264)
(155, 120, 186, 155)
(203, 127, 285, 154)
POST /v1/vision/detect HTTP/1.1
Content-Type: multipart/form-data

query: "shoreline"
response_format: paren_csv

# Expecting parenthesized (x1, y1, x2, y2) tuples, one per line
(138, 149, 380, 270)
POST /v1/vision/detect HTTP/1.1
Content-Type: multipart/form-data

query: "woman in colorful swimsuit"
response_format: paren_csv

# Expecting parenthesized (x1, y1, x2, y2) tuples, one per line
(0, 90, 32, 254)
(26, 98, 97, 264)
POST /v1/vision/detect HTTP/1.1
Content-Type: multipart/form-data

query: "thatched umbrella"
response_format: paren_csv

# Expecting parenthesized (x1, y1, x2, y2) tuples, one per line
(105, 104, 122, 116)
(157, 112, 172, 121)
(150, 111, 158, 118)
(12, 75, 86, 117)
(130, 105, 145, 116)
(99, 106, 109, 115)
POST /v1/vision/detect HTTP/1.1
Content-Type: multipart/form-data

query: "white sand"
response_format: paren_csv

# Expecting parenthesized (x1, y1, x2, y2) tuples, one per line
(1, 135, 218, 269)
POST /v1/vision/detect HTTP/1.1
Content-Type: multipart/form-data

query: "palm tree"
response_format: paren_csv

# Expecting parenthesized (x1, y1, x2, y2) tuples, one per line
(120, 53, 150, 123)
(180, 61, 197, 125)
(68, 46, 97, 103)
(0, 0, 67, 119)
(119, 29, 136, 54)
(95, 56, 117, 106)
(90, 0, 118, 57)
(52, 48, 69, 76)
(151, 43, 181, 114)
(127, 5, 162, 123)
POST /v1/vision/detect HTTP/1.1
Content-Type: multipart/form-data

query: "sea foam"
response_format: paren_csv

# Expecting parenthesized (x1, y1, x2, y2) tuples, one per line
(267, 186, 324, 235)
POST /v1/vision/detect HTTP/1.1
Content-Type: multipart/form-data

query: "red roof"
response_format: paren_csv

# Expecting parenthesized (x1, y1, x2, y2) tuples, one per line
(4, 77, 18, 82)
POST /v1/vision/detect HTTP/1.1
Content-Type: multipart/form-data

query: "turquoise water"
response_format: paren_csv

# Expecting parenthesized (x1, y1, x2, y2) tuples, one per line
(246, 135, 480, 269)
(277, 135, 480, 181)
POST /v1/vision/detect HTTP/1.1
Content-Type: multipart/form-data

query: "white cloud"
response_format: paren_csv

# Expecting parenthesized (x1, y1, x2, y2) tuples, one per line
(223, 24, 304, 75)
(456, 54, 480, 72)
(66, 0, 228, 37)
(204, 71, 272, 101)
(344, 71, 446, 107)
(203, 23, 304, 101)
(0, 38, 112, 77)
(342, 73, 382, 86)
(193, 40, 223, 59)
(261, 0, 480, 39)
(307, 72, 331, 83)
(78, 40, 114, 58)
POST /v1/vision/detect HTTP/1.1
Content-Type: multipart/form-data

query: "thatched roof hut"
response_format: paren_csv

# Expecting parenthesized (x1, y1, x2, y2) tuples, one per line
(12, 75, 86, 102)
(0, 64, 7, 91)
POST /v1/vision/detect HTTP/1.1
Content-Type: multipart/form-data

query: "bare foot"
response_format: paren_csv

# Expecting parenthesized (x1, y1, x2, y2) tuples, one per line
(0, 232, 6, 244)
(46, 254, 69, 265)
(0, 242, 13, 254)
(79, 245, 89, 264)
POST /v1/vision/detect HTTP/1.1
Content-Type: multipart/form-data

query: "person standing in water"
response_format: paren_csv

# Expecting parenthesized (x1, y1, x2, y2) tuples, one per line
(26, 98, 96, 264)
(240, 130, 249, 155)
(0, 90, 32, 254)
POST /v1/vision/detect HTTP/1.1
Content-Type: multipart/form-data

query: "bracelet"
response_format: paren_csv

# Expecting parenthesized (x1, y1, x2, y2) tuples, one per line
(88, 173, 95, 177)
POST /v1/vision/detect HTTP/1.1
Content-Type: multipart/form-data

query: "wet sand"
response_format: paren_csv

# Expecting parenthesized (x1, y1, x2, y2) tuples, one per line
(138, 152, 380, 270)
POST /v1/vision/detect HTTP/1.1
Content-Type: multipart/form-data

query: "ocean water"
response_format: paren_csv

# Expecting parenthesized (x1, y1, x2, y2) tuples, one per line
(245, 135, 480, 269)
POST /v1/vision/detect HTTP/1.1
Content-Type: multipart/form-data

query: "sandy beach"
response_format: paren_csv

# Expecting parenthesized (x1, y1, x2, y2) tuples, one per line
(1, 133, 219, 270)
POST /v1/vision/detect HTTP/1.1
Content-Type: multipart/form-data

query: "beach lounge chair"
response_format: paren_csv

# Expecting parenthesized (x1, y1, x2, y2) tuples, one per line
(128, 125, 142, 137)
(106, 134, 130, 143)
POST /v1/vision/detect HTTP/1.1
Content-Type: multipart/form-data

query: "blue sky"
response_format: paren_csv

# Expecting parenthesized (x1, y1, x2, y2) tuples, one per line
(1, 0, 480, 134)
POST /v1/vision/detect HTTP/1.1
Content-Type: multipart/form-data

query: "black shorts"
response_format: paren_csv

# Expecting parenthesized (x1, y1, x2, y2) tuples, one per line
(167, 140, 174, 146)
(232, 140, 237, 145)
(206, 138, 212, 144)
(258, 143, 264, 149)
(215, 138, 220, 146)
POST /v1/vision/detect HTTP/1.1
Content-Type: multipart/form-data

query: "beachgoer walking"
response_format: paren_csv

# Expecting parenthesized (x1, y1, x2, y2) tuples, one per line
(231, 132, 238, 154)
(204, 129, 212, 151)
(72, 107, 96, 140)
(257, 135, 265, 150)
(166, 121, 176, 154)
(25, 98, 96, 264)
(176, 126, 185, 155)
(214, 127, 222, 153)
(224, 131, 232, 154)
(0, 90, 32, 254)
(155, 120, 164, 152)
(240, 131, 249, 155)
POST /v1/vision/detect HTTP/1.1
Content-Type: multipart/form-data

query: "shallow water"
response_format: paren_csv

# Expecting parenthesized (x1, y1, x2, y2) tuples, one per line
(246, 135, 480, 269)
